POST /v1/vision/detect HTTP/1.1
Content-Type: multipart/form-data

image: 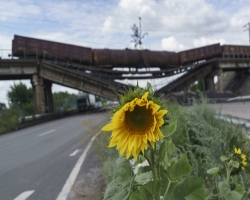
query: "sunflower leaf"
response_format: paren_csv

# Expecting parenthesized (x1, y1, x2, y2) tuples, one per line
(229, 160, 240, 168)
(169, 154, 192, 181)
(207, 167, 220, 175)
(173, 176, 205, 200)
(129, 181, 161, 200)
(134, 171, 152, 184)
(162, 120, 177, 138)
(104, 157, 133, 200)
(218, 182, 245, 200)
(116, 156, 127, 166)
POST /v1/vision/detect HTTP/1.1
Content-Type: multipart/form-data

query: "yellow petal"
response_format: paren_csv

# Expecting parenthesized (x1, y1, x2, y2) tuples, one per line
(242, 161, 247, 166)
(109, 136, 118, 148)
(120, 143, 128, 156)
(117, 133, 129, 149)
(126, 150, 131, 159)
(101, 123, 115, 131)
(156, 109, 168, 118)
(241, 154, 246, 159)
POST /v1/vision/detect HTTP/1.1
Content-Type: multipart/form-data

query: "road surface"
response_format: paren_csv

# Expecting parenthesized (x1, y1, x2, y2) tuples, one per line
(0, 112, 108, 200)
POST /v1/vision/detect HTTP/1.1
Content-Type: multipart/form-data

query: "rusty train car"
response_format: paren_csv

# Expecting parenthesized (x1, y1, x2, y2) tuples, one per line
(12, 35, 92, 65)
(222, 45, 250, 58)
(92, 49, 179, 68)
(179, 43, 222, 64)
(12, 35, 250, 70)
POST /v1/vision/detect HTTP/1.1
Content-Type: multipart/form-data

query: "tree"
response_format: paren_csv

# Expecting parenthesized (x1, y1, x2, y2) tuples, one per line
(7, 82, 33, 106)
(53, 91, 77, 111)
(0, 102, 6, 110)
(7, 82, 35, 115)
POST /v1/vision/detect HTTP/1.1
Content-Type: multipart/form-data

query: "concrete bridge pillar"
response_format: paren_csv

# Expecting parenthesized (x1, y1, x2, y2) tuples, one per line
(43, 80, 54, 113)
(31, 74, 44, 114)
(217, 69, 223, 91)
(208, 76, 215, 91)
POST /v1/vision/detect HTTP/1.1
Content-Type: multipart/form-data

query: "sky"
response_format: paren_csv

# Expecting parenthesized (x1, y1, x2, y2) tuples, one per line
(0, 0, 250, 106)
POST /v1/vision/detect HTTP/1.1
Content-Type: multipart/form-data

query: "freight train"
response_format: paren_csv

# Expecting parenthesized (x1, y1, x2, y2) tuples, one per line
(12, 35, 250, 69)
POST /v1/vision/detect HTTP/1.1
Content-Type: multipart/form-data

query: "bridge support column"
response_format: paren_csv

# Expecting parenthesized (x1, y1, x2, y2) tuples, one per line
(43, 80, 54, 113)
(31, 74, 44, 114)
(217, 69, 223, 91)
(208, 77, 215, 91)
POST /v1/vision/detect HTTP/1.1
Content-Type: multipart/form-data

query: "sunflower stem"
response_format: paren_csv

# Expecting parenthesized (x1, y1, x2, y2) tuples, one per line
(163, 177, 172, 199)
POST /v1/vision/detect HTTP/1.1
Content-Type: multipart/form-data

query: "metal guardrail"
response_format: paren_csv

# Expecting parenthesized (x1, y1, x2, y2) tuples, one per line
(216, 114, 250, 135)
(187, 97, 230, 105)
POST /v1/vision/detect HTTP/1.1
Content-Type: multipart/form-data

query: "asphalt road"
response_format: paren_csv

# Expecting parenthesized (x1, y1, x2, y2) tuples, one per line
(0, 112, 109, 200)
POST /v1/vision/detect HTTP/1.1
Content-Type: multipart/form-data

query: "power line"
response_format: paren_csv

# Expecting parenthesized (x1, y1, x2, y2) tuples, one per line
(243, 22, 250, 45)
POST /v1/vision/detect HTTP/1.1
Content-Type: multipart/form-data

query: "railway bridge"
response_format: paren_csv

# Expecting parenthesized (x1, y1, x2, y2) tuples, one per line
(0, 35, 250, 113)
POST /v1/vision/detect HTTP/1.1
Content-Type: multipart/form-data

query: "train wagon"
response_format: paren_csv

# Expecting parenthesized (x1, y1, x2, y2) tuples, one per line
(92, 49, 180, 68)
(222, 45, 250, 58)
(12, 35, 92, 65)
(178, 43, 222, 65)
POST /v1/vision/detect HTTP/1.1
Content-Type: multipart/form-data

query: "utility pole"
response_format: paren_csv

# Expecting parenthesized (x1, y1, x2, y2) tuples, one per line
(243, 22, 250, 45)
(131, 17, 148, 49)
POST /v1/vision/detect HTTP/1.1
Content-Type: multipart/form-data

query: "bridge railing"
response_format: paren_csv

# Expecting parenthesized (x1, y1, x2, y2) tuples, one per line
(40, 53, 129, 91)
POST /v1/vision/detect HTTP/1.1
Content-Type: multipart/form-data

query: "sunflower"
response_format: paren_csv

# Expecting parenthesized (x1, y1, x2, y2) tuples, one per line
(102, 91, 168, 160)
(234, 147, 247, 170)
(234, 148, 241, 155)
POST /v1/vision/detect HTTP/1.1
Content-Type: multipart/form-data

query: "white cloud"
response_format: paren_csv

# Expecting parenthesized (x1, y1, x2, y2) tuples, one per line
(161, 37, 186, 51)
(193, 37, 226, 47)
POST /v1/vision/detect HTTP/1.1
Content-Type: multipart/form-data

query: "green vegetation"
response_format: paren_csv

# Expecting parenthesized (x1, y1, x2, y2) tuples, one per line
(190, 79, 204, 92)
(99, 97, 250, 200)
(53, 91, 77, 112)
(0, 83, 79, 134)
(0, 103, 7, 110)
(0, 82, 35, 134)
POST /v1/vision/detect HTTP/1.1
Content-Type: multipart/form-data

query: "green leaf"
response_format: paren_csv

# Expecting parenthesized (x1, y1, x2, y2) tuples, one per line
(134, 85, 142, 96)
(166, 139, 175, 161)
(146, 82, 154, 94)
(116, 156, 127, 167)
(221, 156, 229, 162)
(229, 160, 239, 168)
(162, 120, 177, 137)
(207, 167, 220, 175)
(134, 172, 152, 185)
(218, 182, 245, 200)
(158, 140, 167, 163)
(169, 154, 192, 181)
(173, 176, 205, 200)
(129, 181, 161, 200)
(117, 94, 128, 105)
(104, 157, 133, 200)
(126, 87, 137, 99)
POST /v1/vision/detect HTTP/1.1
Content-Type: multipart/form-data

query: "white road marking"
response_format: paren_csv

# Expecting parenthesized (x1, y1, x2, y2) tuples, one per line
(69, 149, 81, 157)
(13, 190, 35, 200)
(38, 129, 55, 137)
(56, 130, 102, 200)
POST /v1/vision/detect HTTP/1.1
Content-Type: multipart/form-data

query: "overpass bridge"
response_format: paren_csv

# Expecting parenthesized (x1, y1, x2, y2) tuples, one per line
(1, 35, 250, 113)
(0, 57, 129, 113)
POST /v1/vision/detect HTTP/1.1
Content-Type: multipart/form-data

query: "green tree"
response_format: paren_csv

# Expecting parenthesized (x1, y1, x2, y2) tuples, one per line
(53, 91, 77, 112)
(7, 82, 33, 106)
(0, 102, 6, 110)
(7, 82, 35, 115)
